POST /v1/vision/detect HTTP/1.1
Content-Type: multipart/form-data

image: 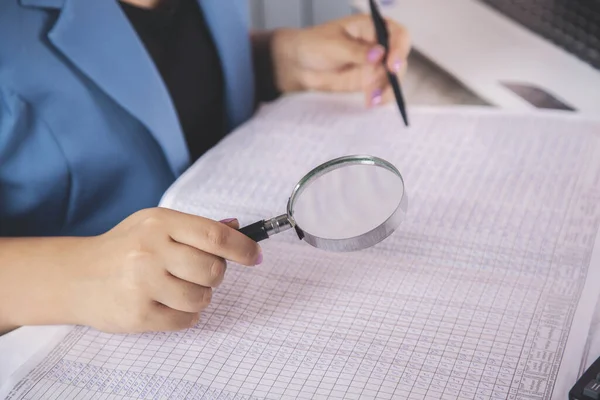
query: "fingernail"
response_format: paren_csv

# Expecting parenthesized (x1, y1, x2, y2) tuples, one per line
(393, 58, 403, 73)
(256, 252, 263, 265)
(219, 218, 237, 224)
(368, 46, 384, 63)
(371, 89, 383, 106)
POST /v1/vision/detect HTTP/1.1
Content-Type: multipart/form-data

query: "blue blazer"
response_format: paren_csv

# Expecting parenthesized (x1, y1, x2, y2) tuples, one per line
(0, 0, 255, 237)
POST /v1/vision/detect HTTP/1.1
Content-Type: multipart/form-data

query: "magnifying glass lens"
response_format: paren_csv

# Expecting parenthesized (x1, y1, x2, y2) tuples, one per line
(238, 155, 407, 251)
(292, 164, 405, 240)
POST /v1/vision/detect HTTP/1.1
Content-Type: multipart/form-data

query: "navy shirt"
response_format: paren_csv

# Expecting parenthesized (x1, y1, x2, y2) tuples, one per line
(120, 0, 227, 163)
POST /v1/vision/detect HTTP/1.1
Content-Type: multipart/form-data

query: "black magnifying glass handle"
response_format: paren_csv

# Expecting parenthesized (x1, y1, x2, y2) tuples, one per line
(239, 220, 270, 242)
(239, 215, 292, 242)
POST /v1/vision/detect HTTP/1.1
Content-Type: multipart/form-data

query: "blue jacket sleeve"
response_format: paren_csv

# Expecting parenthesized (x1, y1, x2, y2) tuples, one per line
(0, 86, 72, 236)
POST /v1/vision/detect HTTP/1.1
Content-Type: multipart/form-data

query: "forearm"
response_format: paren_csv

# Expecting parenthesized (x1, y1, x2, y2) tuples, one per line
(0, 237, 85, 334)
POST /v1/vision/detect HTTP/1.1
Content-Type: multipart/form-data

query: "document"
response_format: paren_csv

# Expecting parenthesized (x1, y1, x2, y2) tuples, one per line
(2, 93, 600, 400)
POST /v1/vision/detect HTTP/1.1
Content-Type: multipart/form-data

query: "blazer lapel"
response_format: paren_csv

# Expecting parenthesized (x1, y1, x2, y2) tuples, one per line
(200, 0, 255, 131)
(45, 0, 189, 177)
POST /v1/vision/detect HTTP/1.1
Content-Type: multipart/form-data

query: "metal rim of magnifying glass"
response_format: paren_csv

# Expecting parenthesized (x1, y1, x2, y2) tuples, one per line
(286, 155, 408, 252)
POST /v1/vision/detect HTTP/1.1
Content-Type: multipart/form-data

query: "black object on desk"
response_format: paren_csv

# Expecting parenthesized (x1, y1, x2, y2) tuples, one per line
(368, 0, 409, 127)
(570, 356, 600, 399)
(480, 0, 600, 71)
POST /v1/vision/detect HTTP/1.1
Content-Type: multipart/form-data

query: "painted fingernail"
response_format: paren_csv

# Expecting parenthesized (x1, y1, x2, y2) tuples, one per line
(219, 218, 237, 224)
(256, 252, 263, 265)
(393, 58, 403, 73)
(371, 89, 383, 106)
(368, 46, 384, 63)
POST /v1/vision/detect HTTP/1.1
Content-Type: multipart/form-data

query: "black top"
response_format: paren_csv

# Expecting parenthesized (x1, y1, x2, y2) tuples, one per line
(120, 0, 226, 163)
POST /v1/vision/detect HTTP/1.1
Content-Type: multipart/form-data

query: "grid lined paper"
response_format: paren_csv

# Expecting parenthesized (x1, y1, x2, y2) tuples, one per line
(4, 95, 600, 400)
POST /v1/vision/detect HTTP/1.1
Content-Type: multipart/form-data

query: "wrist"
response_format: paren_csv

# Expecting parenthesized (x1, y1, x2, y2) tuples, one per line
(271, 28, 304, 93)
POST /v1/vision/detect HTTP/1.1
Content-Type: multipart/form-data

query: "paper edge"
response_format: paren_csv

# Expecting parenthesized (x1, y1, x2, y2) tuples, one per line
(0, 326, 73, 399)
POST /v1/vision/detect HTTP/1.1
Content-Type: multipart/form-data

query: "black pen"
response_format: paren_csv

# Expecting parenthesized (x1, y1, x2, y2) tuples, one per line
(369, 0, 409, 126)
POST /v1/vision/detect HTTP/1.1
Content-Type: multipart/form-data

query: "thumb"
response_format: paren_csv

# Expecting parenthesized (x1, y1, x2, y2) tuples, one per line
(219, 218, 240, 230)
(328, 35, 385, 66)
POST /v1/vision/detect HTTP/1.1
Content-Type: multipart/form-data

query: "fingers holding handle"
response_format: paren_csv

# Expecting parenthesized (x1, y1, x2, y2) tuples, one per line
(166, 212, 263, 266)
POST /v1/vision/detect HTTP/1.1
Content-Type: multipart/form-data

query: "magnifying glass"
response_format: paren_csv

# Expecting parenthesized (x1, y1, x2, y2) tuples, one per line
(239, 155, 408, 252)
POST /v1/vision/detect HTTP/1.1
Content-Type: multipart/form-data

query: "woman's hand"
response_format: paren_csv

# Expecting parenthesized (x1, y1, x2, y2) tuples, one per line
(0, 208, 262, 334)
(272, 14, 411, 107)
(70, 208, 262, 333)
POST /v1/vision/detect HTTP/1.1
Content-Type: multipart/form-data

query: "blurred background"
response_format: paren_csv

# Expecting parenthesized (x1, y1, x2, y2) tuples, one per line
(248, 0, 600, 115)
(248, 0, 352, 28)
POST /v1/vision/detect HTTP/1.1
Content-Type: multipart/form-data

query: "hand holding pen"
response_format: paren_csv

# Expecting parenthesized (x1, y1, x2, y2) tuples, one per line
(266, 13, 410, 111)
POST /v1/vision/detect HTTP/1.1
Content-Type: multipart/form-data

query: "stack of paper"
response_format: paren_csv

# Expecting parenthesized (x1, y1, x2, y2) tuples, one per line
(2, 93, 600, 400)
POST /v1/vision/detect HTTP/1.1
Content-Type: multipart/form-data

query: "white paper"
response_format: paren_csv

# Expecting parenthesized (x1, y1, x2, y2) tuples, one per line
(2, 93, 600, 400)
(0, 326, 72, 388)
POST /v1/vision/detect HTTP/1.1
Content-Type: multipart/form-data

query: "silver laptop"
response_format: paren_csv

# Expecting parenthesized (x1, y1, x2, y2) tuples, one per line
(353, 0, 600, 116)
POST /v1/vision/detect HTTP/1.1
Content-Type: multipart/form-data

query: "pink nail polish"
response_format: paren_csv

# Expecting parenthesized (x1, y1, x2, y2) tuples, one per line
(220, 218, 237, 224)
(256, 252, 263, 265)
(371, 89, 383, 106)
(393, 59, 403, 73)
(368, 46, 384, 63)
